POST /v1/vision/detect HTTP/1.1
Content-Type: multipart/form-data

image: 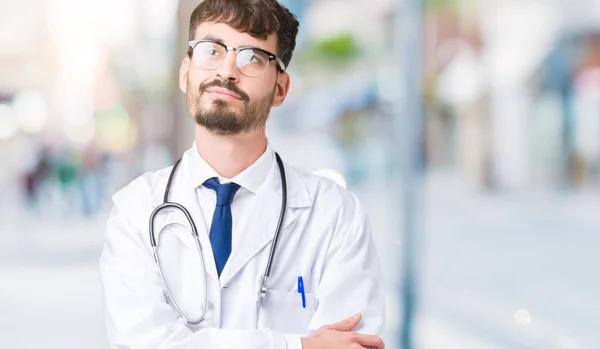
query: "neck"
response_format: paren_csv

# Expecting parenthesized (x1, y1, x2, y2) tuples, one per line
(195, 127, 267, 179)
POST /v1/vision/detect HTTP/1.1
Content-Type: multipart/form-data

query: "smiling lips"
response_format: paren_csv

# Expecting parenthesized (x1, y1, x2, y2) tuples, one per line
(206, 87, 242, 100)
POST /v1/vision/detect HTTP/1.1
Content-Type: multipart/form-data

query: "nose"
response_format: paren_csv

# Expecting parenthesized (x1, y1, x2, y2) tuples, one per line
(216, 49, 240, 83)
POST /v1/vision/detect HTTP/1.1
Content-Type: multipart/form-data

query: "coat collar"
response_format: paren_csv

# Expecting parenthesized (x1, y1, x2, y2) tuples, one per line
(188, 141, 275, 195)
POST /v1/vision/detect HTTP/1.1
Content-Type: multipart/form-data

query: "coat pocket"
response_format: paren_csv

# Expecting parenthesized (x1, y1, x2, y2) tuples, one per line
(257, 290, 317, 334)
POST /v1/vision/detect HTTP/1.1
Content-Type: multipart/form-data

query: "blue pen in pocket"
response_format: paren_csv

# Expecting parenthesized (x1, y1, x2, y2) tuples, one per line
(297, 276, 306, 308)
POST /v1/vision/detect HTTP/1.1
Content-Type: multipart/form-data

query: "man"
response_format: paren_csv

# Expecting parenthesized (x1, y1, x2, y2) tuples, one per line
(99, 1, 385, 348)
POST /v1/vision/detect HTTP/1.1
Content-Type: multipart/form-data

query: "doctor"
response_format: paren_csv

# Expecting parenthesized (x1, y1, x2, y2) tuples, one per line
(99, 0, 385, 348)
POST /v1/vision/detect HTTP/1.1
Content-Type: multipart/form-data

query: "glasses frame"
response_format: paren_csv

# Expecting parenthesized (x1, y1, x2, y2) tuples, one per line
(188, 40, 286, 78)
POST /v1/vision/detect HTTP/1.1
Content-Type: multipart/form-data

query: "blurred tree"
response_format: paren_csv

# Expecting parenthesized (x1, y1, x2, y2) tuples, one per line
(312, 33, 361, 62)
(423, 0, 461, 10)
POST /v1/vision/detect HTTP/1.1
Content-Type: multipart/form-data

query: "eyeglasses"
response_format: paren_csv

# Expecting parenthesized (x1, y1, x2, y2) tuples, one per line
(188, 40, 286, 78)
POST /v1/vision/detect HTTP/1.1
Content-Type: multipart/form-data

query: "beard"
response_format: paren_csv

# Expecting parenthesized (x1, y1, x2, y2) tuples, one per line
(188, 79, 275, 136)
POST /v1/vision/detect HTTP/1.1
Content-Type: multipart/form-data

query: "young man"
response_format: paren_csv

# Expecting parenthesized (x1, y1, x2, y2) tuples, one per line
(99, 1, 385, 348)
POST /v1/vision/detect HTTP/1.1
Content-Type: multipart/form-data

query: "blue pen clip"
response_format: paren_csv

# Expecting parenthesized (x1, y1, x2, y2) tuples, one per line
(297, 276, 306, 308)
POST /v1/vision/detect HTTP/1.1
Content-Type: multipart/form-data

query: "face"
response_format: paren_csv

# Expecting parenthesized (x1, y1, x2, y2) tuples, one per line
(179, 22, 291, 136)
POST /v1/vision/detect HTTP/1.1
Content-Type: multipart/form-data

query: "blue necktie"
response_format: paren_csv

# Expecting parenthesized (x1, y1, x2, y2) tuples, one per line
(203, 177, 240, 277)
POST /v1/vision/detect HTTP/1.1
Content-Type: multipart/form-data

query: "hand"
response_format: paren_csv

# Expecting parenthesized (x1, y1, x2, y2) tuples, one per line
(301, 313, 385, 349)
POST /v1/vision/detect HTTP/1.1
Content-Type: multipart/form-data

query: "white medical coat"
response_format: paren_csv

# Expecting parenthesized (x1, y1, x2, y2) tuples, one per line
(99, 147, 385, 349)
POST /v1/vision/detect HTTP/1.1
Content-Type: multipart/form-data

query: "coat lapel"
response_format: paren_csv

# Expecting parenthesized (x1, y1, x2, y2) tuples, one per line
(151, 153, 219, 283)
(219, 159, 312, 287)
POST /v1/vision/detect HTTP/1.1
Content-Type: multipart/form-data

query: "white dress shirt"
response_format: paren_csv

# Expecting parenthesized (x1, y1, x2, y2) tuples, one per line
(188, 141, 274, 278)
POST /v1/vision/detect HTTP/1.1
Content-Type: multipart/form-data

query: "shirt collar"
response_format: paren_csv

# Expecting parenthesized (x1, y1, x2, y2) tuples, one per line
(188, 140, 274, 194)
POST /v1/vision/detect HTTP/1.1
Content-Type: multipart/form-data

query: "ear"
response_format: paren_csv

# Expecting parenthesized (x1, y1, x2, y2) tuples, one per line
(272, 71, 290, 107)
(179, 56, 191, 93)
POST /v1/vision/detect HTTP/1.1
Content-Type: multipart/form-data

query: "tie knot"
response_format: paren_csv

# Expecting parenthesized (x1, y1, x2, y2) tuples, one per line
(203, 177, 240, 206)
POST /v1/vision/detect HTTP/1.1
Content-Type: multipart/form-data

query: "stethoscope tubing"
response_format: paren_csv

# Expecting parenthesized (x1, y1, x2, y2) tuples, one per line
(149, 153, 287, 324)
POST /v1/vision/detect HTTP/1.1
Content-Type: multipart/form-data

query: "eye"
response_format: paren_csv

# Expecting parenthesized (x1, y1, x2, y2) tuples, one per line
(248, 53, 266, 64)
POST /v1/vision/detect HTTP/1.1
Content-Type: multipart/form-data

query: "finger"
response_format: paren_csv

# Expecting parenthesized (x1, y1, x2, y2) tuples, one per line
(324, 313, 362, 331)
(355, 333, 384, 349)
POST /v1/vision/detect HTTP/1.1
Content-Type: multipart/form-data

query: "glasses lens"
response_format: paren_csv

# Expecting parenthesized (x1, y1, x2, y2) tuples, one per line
(193, 42, 226, 70)
(237, 49, 270, 77)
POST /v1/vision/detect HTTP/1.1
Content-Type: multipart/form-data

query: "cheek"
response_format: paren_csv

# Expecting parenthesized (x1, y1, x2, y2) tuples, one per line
(187, 76, 209, 105)
(245, 82, 274, 101)
(188, 68, 214, 90)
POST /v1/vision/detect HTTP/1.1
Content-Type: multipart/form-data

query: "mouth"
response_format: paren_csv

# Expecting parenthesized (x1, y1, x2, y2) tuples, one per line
(205, 87, 242, 100)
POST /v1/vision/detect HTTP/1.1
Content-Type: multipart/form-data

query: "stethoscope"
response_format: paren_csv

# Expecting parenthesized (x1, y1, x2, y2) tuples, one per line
(148, 153, 287, 325)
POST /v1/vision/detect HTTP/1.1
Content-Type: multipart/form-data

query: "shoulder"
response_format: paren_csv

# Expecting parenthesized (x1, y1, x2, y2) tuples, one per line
(112, 165, 173, 210)
(285, 163, 363, 217)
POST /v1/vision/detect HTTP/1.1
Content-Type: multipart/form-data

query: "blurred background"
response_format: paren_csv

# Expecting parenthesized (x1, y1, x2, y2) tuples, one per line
(1, 0, 599, 348)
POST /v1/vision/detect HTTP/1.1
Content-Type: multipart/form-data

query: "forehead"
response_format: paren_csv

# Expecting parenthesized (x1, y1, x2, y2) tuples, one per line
(194, 22, 278, 53)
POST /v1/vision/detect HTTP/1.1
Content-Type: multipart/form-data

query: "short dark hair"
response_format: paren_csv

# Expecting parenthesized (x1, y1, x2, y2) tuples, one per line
(188, 0, 300, 69)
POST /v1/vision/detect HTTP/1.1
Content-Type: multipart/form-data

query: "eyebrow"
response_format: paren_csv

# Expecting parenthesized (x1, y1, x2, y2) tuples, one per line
(201, 34, 225, 45)
(200, 34, 265, 51)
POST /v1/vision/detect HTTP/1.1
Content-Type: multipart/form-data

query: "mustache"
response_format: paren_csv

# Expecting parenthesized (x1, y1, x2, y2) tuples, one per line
(199, 80, 250, 102)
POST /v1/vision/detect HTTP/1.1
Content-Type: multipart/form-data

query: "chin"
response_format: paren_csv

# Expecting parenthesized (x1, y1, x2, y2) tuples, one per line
(200, 96, 232, 106)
